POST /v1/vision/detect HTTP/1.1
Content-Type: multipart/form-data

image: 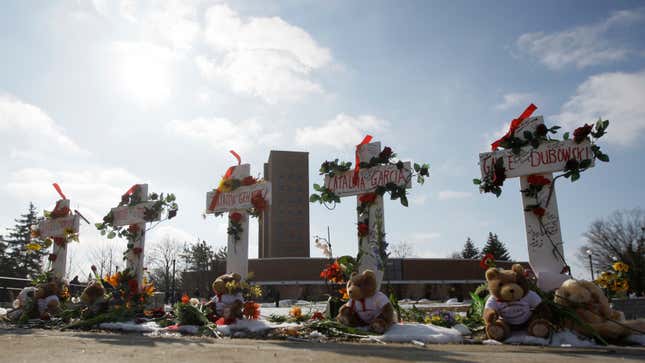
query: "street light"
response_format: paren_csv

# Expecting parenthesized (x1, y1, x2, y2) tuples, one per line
(586, 249, 594, 281)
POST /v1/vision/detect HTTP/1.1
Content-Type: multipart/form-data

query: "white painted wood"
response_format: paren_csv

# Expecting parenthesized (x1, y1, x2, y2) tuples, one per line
(205, 182, 271, 214)
(226, 164, 250, 280)
(480, 116, 570, 291)
(110, 201, 158, 227)
(39, 199, 79, 279)
(324, 162, 412, 197)
(124, 184, 148, 291)
(355, 142, 386, 288)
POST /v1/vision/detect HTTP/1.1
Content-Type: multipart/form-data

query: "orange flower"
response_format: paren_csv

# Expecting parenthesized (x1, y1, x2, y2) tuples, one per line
(243, 301, 261, 320)
(320, 261, 343, 283)
(289, 306, 302, 318)
(181, 294, 190, 304)
(143, 283, 155, 296)
(339, 287, 349, 300)
(106, 273, 119, 288)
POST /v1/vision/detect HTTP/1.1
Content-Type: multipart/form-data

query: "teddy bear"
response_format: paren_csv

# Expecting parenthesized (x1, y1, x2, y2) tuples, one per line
(483, 264, 552, 341)
(554, 279, 645, 341)
(8, 286, 38, 320)
(34, 275, 67, 320)
(80, 280, 108, 318)
(205, 272, 244, 324)
(336, 269, 395, 334)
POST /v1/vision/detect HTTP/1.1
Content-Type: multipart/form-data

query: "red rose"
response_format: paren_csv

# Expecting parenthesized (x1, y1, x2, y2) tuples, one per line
(91, 265, 97, 272)
(535, 124, 548, 137)
(251, 194, 266, 211)
(573, 124, 592, 143)
(53, 237, 65, 246)
(49, 254, 57, 262)
(229, 212, 243, 223)
(379, 147, 393, 160)
(128, 224, 140, 233)
(527, 175, 551, 186)
(133, 247, 143, 255)
(564, 159, 579, 171)
(128, 279, 138, 294)
(480, 253, 495, 270)
(358, 193, 377, 204)
(311, 311, 325, 321)
(241, 176, 257, 186)
(532, 207, 546, 218)
(357, 222, 369, 237)
(492, 165, 506, 187)
(181, 294, 190, 304)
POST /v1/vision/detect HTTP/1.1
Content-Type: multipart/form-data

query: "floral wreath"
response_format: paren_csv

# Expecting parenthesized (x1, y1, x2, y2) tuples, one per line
(473, 104, 610, 273)
(95, 184, 178, 259)
(207, 151, 269, 244)
(28, 183, 82, 265)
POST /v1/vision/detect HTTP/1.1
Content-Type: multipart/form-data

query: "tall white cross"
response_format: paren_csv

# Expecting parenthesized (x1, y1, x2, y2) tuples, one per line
(324, 141, 413, 288)
(206, 164, 271, 280)
(479, 116, 595, 291)
(38, 198, 80, 279)
(109, 184, 157, 289)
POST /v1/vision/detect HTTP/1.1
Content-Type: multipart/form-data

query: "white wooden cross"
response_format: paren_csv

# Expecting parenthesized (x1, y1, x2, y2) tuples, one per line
(38, 198, 80, 279)
(109, 184, 158, 289)
(479, 115, 595, 291)
(324, 141, 412, 288)
(205, 164, 271, 280)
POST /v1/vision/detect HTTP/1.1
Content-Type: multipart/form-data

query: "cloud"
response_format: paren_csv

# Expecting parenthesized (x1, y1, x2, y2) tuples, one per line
(553, 69, 645, 146)
(166, 117, 282, 153)
(495, 93, 537, 110)
(437, 190, 472, 201)
(295, 114, 389, 150)
(199, 3, 332, 103)
(516, 8, 645, 69)
(0, 93, 87, 159)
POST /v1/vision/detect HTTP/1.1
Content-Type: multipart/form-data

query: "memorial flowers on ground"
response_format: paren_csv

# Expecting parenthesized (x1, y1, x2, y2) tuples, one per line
(595, 261, 631, 298)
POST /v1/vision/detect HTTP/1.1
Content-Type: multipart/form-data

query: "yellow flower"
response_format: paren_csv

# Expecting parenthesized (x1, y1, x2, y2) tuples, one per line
(217, 178, 234, 193)
(612, 262, 629, 273)
(225, 280, 240, 294)
(612, 279, 629, 293)
(431, 315, 442, 323)
(26, 242, 42, 252)
(248, 285, 263, 298)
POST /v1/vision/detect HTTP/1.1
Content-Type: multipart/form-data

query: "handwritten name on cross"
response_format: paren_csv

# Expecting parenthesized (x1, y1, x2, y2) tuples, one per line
(38, 198, 80, 279)
(324, 141, 413, 288)
(478, 116, 595, 291)
(110, 184, 157, 289)
(205, 164, 271, 280)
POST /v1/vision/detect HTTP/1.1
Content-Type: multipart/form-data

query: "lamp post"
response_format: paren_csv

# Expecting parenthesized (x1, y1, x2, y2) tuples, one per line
(586, 249, 594, 281)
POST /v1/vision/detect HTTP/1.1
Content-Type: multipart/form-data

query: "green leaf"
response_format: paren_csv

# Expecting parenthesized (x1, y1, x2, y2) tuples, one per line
(400, 195, 409, 207)
(107, 231, 116, 239)
(95, 223, 104, 229)
(571, 172, 580, 182)
(563, 132, 570, 140)
(603, 120, 609, 129)
(598, 154, 609, 162)
(473, 179, 482, 185)
(579, 159, 592, 169)
(313, 183, 321, 191)
(309, 194, 320, 203)
(551, 126, 561, 131)
(414, 163, 420, 172)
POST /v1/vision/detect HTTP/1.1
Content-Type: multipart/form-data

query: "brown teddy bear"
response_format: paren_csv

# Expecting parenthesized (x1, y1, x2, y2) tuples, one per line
(206, 272, 244, 324)
(336, 269, 395, 334)
(554, 279, 645, 341)
(484, 264, 551, 341)
(80, 280, 108, 317)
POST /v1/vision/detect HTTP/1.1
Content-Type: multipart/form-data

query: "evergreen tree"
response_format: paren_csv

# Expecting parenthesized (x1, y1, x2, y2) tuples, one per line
(461, 237, 480, 259)
(0, 233, 9, 276)
(5, 203, 46, 277)
(181, 240, 215, 271)
(481, 233, 511, 261)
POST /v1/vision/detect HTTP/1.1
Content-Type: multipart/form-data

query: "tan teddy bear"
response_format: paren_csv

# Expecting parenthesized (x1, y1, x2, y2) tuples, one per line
(483, 264, 552, 341)
(554, 279, 645, 341)
(336, 269, 395, 334)
(80, 280, 107, 317)
(206, 272, 244, 323)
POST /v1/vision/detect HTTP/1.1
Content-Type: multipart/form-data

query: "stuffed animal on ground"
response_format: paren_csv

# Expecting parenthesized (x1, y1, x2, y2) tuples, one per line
(206, 272, 244, 324)
(483, 264, 552, 341)
(80, 280, 108, 318)
(34, 275, 67, 319)
(8, 286, 38, 320)
(554, 279, 645, 341)
(336, 269, 395, 334)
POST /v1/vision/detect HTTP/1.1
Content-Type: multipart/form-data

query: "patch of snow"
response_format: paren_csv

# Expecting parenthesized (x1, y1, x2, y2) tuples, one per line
(0, 308, 7, 318)
(483, 339, 502, 345)
(445, 298, 461, 304)
(216, 319, 299, 336)
(373, 323, 463, 344)
(452, 323, 471, 336)
(625, 334, 645, 346)
(99, 321, 163, 333)
(504, 330, 598, 347)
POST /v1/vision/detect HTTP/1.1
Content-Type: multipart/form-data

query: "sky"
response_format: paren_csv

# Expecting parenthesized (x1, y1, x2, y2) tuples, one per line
(1, 0, 645, 280)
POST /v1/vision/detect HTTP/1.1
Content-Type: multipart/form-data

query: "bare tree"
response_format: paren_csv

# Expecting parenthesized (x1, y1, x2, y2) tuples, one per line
(88, 242, 122, 278)
(579, 209, 645, 295)
(148, 237, 184, 300)
(391, 241, 414, 258)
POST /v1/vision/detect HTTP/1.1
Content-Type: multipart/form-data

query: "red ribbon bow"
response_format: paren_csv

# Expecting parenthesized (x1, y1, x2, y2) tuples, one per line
(52, 183, 66, 200)
(208, 150, 242, 212)
(352, 135, 373, 186)
(123, 184, 139, 198)
(491, 104, 537, 151)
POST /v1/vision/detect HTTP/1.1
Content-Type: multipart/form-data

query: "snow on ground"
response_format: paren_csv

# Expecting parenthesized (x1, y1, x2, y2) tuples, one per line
(504, 330, 597, 347)
(373, 323, 463, 344)
(99, 321, 164, 333)
(216, 319, 299, 336)
(626, 334, 645, 346)
(0, 308, 7, 318)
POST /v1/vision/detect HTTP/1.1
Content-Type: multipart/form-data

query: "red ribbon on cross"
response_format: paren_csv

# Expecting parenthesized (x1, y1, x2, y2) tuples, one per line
(491, 104, 537, 151)
(52, 183, 66, 200)
(123, 184, 139, 198)
(352, 135, 373, 186)
(208, 150, 242, 212)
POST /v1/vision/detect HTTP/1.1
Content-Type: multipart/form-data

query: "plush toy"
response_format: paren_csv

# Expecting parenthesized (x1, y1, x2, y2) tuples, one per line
(33, 276, 67, 319)
(554, 279, 645, 341)
(80, 280, 108, 317)
(206, 272, 244, 324)
(336, 269, 395, 334)
(8, 286, 38, 320)
(483, 264, 551, 341)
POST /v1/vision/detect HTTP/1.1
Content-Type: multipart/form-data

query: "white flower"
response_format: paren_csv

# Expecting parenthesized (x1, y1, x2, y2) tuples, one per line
(189, 298, 200, 307)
